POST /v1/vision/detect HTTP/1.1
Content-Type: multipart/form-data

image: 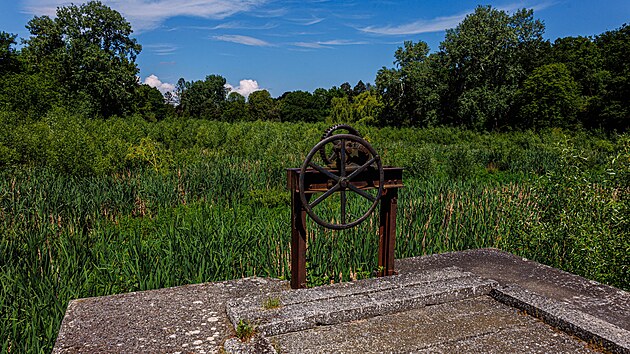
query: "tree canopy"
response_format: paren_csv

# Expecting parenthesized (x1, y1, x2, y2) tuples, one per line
(0, 3, 627, 132)
(23, 1, 142, 117)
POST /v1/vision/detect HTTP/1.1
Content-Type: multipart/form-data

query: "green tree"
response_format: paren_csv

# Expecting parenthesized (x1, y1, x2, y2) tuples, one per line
(22, 1, 142, 118)
(593, 24, 630, 131)
(517, 63, 582, 129)
(551, 36, 604, 96)
(179, 75, 228, 119)
(352, 90, 383, 125)
(340, 82, 353, 98)
(376, 40, 441, 126)
(329, 96, 353, 123)
(222, 92, 249, 122)
(0, 33, 58, 117)
(277, 91, 325, 122)
(247, 89, 277, 121)
(134, 84, 167, 121)
(0, 32, 19, 74)
(439, 6, 547, 130)
(353, 80, 367, 96)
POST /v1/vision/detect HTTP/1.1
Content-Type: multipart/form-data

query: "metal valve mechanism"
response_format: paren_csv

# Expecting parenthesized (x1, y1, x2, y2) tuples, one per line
(299, 125, 384, 230)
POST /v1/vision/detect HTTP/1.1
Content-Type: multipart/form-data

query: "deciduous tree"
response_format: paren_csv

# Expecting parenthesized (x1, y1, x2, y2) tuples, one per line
(517, 63, 582, 129)
(439, 6, 547, 130)
(178, 75, 228, 119)
(23, 1, 142, 117)
(247, 89, 277, 121)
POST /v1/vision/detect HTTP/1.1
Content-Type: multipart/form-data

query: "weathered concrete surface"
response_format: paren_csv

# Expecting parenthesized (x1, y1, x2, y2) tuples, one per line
(53, 277, 287, 354)
(53, 249, 629, 353)
(271, 296, 599, 353)
(396, 248, 630, 332)
(223, 334, 276, 354)
(227, 267, 496, 336)
(492, 285, 630, 353)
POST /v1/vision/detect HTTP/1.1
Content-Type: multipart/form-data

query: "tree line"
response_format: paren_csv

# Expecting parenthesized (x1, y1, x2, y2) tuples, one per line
(0, 2, 628, 131)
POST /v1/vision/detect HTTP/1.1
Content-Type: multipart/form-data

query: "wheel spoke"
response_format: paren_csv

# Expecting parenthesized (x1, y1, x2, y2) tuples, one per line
(309, 184, 340, 209)
(347, 183, 376, 202)
(340, 190, 346, 224)
(347, 157, 377, 180)
(308, 161, 339, 182)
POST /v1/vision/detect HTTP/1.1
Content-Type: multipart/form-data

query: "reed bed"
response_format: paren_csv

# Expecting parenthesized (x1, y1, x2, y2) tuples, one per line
(0, 121, 627, 353)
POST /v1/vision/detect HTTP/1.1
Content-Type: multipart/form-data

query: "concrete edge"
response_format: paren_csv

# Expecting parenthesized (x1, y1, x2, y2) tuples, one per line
(491, 285, 630, 354)
(226, 269, 498, 337)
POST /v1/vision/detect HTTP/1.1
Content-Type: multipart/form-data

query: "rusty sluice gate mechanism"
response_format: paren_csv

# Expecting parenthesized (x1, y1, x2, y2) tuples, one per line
(287, 125, 404, 289)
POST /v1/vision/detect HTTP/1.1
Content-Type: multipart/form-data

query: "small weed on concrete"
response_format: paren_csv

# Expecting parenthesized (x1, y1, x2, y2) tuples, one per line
(236, 320, 256, 342)
(262, 297, 281, 310)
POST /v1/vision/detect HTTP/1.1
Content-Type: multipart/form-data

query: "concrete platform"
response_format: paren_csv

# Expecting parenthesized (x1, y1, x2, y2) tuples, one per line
(271, 296, 598, 354)
(53, 249, 630, 353)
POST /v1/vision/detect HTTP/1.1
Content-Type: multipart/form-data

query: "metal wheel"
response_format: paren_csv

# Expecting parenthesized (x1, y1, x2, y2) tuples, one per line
(299, 134, 384, 230)
(319, 124, 362, 166)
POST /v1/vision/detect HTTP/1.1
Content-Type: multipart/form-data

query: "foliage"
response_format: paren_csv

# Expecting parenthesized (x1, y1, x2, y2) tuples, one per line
(593, 24, 630, 131)
(134, 84, 168, 122)
(551, 36, 605, 97)
(440, 6, 547, 130)
(0, 31, 19, 74)
(2, 3, 628, 132)
(236, 320, 256, 342)
(178, 75, 228, 119)
(277, 90, 326, 123)
(352, 90, 384, 125)
(262, 297, 282, 310)
(0, 119, 627, 353)
(517, 63, 583, 129)
(223, 92, 250, 122)
(22, 1, 141, 118)
(376, 40, 441, 127)
(247, 90, 278, 121)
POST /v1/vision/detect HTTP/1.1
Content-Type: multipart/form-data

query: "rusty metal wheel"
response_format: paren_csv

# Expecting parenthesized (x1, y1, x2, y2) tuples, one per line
(299, 133, 384, 230)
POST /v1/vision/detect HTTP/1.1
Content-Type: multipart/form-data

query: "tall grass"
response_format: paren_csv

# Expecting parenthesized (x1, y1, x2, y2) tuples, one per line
(0, 119, 627, 353)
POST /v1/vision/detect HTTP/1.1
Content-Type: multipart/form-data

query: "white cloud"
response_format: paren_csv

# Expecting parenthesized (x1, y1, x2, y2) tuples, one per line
(293, 39, 368, 49)
(209, 21, 278, 30)
(214, 34, 272, 46)
(24, 0, 270, 32)
(144, 44, 177, 56)
(144, 74, 175, 95)
(359, 1, 557, 35)
(359, 12, 469, 35)
(290, 16, 325, 26)
(225, 79, 261, 98)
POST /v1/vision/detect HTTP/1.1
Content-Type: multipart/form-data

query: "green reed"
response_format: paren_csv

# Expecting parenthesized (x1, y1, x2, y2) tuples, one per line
(0, 121, 627, 353)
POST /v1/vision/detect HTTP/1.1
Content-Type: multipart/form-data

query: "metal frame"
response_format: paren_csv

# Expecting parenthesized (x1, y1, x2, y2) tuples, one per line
(287, 167, 403, 289)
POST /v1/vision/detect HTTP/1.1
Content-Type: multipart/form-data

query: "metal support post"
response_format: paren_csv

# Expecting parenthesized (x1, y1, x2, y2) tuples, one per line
(378, 188, 398, 276)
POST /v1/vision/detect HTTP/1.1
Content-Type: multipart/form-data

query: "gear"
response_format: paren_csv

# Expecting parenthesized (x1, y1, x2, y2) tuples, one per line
(319, 124, 362, 166)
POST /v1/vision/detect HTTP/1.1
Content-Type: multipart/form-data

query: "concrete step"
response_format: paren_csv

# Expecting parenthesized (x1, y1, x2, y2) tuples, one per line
(226, 266, 497, 337)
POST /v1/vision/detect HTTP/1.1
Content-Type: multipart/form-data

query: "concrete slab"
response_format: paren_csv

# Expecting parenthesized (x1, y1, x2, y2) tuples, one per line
(227, 267, 496, 337)
(53, 249, 629, 353)
(396, 248, 630, 332)
(492, 285, 630, 353)
(271, 296, 599, 354)
(53, 277, 287, 354)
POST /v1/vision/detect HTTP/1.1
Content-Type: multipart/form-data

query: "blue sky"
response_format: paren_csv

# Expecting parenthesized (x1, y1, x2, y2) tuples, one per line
(1, 0, 629, 97)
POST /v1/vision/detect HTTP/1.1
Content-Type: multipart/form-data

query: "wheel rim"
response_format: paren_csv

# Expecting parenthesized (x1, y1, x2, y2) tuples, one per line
(299, 134, 384, 230)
